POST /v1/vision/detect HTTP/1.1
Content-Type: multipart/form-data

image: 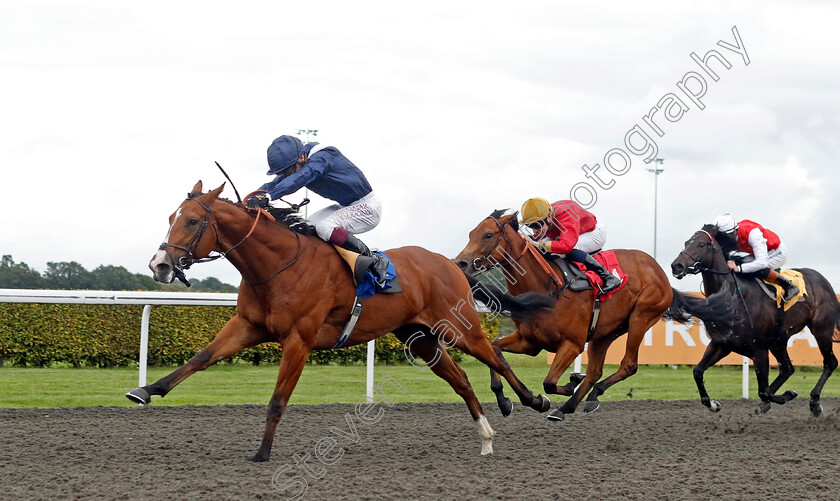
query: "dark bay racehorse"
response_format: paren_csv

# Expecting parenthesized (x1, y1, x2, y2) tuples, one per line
(126, 182, 554, 461)
(454, 211, 732, 421)
(671, 224, 840, 415)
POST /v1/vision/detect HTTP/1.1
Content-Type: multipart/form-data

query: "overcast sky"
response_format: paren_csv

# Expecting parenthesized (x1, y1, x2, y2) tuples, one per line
(2, 1, 839, 292)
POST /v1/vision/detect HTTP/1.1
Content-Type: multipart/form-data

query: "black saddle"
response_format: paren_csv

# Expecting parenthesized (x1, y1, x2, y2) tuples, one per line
(549, 256, 592, 292)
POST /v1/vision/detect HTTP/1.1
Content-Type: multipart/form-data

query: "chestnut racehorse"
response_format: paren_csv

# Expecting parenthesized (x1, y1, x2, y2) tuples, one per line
(671, 224, 840, 415)
(454, 211, 732, 421)
(126, 182, 554, 461)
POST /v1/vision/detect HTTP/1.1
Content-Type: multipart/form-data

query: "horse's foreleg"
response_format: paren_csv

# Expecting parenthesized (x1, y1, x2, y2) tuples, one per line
(394, 328, 494, 455)
(456, 328, 550, 414)
(584, 314, 656, 413)
(544, 340, 585, 421)
(489, 331, 542, 416)
(249, 334, 311, 462)
(693, 344, 731, 412)
(807, 324, 839, 417)
(753, 349, 790, 412)
(767, 343, 798, 403)
(126, 315, 266, 404)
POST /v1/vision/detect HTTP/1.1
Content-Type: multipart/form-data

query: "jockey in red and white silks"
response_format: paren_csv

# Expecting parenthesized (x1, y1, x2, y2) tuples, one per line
(713, 213, 799, 302)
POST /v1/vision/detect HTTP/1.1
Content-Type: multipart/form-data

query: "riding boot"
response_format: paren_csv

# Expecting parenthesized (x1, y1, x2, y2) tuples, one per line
(582, 254, 622, 294)
(768, 269, 800, 304)
(342, 234, 390, 286)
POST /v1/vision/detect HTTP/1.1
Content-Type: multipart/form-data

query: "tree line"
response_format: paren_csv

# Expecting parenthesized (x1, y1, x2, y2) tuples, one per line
(0, 255, 238, 292)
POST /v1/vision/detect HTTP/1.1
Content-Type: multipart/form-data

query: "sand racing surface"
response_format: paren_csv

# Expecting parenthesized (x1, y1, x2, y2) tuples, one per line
(3, 398, 840, 500)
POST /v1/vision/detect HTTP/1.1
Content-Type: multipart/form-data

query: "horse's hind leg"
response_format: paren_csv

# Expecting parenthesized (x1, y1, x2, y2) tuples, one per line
(694, 343, 731, 412)
(806, 323, 839, 417)
(394, 327, 495, 455)
(126, 315, 266, 404)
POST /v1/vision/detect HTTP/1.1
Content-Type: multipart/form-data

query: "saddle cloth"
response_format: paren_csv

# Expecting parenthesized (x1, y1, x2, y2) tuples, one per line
(333, 246, 401, 299)
(573, 251, 629, 301)
(756, 269, 807, 311)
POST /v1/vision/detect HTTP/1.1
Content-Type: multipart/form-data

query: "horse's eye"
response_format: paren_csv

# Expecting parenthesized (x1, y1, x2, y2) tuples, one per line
(698, 242, 706, 247)
(483, 232, 493, 240)
(187, 218, 199, 227)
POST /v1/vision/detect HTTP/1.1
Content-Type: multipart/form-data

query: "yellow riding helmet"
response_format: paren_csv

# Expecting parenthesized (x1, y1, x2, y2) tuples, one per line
(519, 197, 554, 225)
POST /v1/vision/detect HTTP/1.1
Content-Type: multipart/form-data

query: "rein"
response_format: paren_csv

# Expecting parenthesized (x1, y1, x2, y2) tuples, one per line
(160, 192, 303, 287)
(473, 216, 564, 296)
(681, 228, 753, 327)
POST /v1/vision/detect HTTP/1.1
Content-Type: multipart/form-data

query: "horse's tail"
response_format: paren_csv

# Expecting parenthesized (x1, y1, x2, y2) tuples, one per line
(462, 272, 555, 320)
(664, 284, 736, 324)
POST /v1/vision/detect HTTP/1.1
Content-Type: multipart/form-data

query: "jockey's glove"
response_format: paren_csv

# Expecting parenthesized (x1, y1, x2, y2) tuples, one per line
(246, 194, 270, 209)
(537, 241, 554, 254)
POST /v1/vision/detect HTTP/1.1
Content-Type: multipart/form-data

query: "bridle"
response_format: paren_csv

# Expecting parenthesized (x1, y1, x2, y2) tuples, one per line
(159, 192, 302, 286)
(469, 216, 527, 272)
(471, 216, 565, 295)
(677, 229, 729, 276)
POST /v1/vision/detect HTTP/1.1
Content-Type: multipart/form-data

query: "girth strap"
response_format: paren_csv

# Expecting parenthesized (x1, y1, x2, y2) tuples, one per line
(333, 296, 364, 348)
(587, 297, 602, 341)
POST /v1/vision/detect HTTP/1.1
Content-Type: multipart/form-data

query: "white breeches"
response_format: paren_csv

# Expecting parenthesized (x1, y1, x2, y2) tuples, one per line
(309, 191, 383, 241)
(575, 223, 607, 254)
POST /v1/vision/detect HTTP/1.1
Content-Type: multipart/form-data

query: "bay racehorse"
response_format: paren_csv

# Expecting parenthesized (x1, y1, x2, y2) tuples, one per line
(126, 182, 555, 461)
(671, 224, 840, 415)
(454, 211, 732, 421)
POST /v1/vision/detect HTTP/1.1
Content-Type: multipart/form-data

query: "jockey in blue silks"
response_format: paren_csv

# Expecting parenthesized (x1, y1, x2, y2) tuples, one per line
(247, 135, 389, 284)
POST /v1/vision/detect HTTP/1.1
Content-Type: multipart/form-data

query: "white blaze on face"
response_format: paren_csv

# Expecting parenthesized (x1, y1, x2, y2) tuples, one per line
(149, 207, 182, 281)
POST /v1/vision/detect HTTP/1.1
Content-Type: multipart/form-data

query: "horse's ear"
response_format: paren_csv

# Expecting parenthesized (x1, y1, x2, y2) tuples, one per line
(510, 211, 520, 231)
(206, 183, 226, 203)
(189, 180, 204, 198)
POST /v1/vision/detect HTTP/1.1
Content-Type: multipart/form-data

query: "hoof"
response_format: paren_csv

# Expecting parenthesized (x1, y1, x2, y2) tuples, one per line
(547, 408, 565, 421)
(583, 401, 600, 414)
(569, 372, 585, 385)
(759, 402, 772, 414)
(537, 394, 551, 413)
(810, 401, 823, 417)
(708, 400, 721, 412)
(783, 389, 798, 401)
(125, 387, 151, 405)
(498, 397, 513, 417)
(246, 453, 269, 462)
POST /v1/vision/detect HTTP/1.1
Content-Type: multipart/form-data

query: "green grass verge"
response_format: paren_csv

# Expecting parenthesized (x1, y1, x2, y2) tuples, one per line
(2, 354, 836, 408)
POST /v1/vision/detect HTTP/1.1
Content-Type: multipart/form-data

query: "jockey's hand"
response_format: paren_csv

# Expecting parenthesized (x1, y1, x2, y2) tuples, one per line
(537, 240, 554, 254)
(246, 194, 270, 209)
(726, 260, 739, 271)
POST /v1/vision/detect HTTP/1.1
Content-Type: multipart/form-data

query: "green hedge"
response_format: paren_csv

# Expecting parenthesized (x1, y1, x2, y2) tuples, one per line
(0, 303, 499, 368)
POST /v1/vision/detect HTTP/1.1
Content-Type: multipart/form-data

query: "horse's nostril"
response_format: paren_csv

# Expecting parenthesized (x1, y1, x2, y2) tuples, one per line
(456, 260, 468, 270)
(156, 263, 171, 275)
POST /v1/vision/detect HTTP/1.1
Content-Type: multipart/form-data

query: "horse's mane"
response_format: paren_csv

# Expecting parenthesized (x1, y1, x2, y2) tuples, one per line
(214, 197, 317, 236)
(702, 223, 738, 255)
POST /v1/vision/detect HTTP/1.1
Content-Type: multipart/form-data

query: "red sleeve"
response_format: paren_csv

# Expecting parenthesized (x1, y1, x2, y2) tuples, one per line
(549, 212, 581, 254)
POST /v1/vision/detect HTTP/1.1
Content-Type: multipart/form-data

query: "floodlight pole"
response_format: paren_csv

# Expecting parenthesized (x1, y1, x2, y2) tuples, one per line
(647, 158, 664, 260)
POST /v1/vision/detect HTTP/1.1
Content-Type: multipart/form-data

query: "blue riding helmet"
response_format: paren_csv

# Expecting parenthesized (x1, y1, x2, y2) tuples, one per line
(266, 135, 304, 175)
